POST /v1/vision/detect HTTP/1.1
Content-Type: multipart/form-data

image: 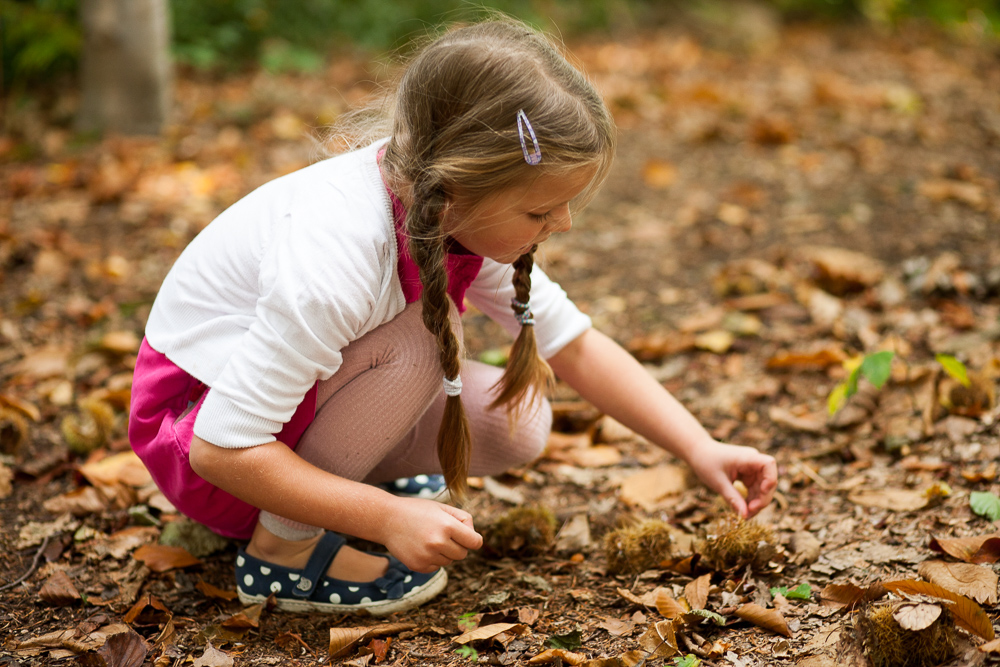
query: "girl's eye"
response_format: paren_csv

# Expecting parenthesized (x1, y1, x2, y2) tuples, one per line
(529, 212, 552, 222)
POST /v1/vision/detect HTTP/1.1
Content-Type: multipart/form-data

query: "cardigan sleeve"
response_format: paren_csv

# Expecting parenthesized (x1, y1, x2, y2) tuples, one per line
(465, 258, 591, 360)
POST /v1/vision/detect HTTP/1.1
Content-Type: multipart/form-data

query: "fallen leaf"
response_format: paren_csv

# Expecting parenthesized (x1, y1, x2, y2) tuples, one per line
(642, 159, 678, 189)
(766, 346, 847, 370)
(481, 476, 526, 505)
(329, 623, 415, 659)
(979, 638, 1000, 654)
(133, 544, 201, 572)
(684, 574, 711, 611)
(819, 582, 887, 610)
(929, 534, 1000, 564)
(798, 246, 884, 295)
(11, 345, 72, 380)
(847, 488, 928, 512)
(735, 603, 791, 637)
(454, 623, 528, 645)
(598, 617, 636, 637)
(883, 579, 994, 640)
(193, 641, 234, 667)
(694, 330, 734, 354)
(892, 602, 943, 631)
(38, 570, 81, 606)
(655, 589, 686, 619)
(196, 580, 239, 601)
(43, 486, 108, 516)
(768, 406, 826, 433)
(123, 594, 172, 626)
(638, 620, 678, 659)
(99, 330, 140, 354)
(96, 629, 148, 667)
(0, 392, 42, 421)
(555, 514, 592, 552)
(79, 451, 152, 489)
(618, 465, 688, 511)
(917, 560, 999, 605)
(969, 491, 1000, 522)
(530, 648, 587, 665)
(0, 461, 13, 499)
(556, 445, 623, 468)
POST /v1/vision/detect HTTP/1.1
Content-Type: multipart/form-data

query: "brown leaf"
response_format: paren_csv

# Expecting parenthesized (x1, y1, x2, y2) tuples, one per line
(133, 545, 201, 572)
(847, 488, 928, 512)
(798, 246, 885, 294)
(123, 594, 172, 626)
(637, 620, 678, 659)
(556, 445, 623, 468)
(618, 465, 688, 511)
(196, 580, 239, 601)
(765, 345, 847, 370)
(883, 579, 994, 641)
(0, 393, 42, 421)
(329, 623, 416, 660)
(597, 617, 635, 637)
(43, 486, 108, 516)
(99, 331, 140, 354)
(929, 534, 1000, 564)
(819, 582, 887, 611)
(193, 641, 234, 667)
(96, 630, 148, 667)
(39, 570, 81, 606)
(917, 560, 999, 605)
(529, 648, 588, 665)
(684, 574, 711, 611)
(735, 603, 791, 637)
(454, 622, 528, 645)
(0, 461, 12, 499)
(979, 638, 1000, 654)
(768, 406, 826, 433)
(655, 589, 686, 619)
(892, 602, 942, 631)
(222, 600, 265, 630)
(79, 451, 152, 489)
(12, 345, 72, 380)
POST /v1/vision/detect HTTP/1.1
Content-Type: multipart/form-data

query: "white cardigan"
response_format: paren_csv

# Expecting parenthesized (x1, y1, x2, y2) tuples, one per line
(145, 141, 592, 449)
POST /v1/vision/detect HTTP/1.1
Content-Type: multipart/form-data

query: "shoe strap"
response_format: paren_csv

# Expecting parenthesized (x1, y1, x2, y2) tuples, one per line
(291, 532, 346, 599)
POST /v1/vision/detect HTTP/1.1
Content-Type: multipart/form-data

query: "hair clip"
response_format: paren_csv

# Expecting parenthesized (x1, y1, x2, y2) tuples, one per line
(516, 109, 541, 165)
(442, 375, 463, 397)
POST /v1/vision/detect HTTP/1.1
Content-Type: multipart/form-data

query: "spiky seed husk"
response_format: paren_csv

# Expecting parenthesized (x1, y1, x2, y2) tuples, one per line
(699, 514, 775, 572)
(603, 519, 675, 574)
(485, 506, 557, 557)
(61, 398, 116, 455)
(856, 602, 958, 667)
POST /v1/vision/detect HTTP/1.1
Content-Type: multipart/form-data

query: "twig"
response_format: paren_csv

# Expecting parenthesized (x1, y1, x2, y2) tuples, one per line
(0, 536, 51, 592)
(793, 461, 832, 490)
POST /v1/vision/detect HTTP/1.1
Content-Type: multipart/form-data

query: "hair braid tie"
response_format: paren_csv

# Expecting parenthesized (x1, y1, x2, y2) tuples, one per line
(511, 298, 534, 326)
(442, 375, 463, 396)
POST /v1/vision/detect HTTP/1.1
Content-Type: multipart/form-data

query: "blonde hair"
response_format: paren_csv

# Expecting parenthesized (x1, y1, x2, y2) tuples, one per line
(369, 19, 615, 501)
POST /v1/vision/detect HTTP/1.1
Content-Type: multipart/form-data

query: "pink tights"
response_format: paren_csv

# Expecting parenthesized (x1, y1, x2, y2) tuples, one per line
(259, 302, 551, 540)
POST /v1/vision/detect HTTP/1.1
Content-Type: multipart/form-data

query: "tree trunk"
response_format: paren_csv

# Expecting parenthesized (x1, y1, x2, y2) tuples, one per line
(77, 0, 171, 135)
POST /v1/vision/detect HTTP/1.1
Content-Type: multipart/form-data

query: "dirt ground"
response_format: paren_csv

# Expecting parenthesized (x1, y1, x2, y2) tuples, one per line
(2, 17, 1000, 667)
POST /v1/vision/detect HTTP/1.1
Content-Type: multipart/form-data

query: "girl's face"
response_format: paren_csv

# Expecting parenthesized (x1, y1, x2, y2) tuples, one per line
(442, 166, 597, 264)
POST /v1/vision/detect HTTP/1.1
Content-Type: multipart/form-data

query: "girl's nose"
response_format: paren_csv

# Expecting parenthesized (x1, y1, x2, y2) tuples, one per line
(549, 206, 572, 233)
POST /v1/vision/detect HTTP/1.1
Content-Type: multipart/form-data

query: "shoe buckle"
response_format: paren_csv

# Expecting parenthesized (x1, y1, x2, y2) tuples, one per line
(296, 577, 313, 592)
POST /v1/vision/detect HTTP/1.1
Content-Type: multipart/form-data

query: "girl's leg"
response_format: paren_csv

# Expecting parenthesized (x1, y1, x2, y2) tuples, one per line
(247, 303, 452, 580)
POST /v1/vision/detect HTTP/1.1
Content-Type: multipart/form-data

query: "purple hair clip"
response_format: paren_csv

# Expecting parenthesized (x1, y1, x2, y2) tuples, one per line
(516, 109, 541, 165)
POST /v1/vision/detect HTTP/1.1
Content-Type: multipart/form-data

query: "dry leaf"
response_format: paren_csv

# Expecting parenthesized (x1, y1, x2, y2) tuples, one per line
(123, 594, 172, 626)
(694, 330, 735, 354)
(637, 620, 678, 659)
(769, 406, 826, 433)
(883, 579, 994, 641)
(38, 571, 81, 606)
(819, 582, 887, 610)
(329, 623, 415, 659)
(96, 630, 148, 667)
(598, 617, 635, 637)
(43, 486, 108, 516)
(979, 637, 1000, 654)
(529, 648, 588, 665)
(454, 623, 527, 645)
(99, 331, 140, 354)
(684, 574, 711, 611)
(79, 451, 152, 489)
(133, 544, 201, 572)
(655, 589, 686, 619)
(196, 580, 239, 601)
(847, 488, 928, 512)
(766, 346, 847, 370)
(0, 393, 42, 421)
(929, 534, 1000, 564)
(735, 603, 791, 637)
(798, 246, 885, 295)
(917, 560, 999, 605)
(642, 159, 677, 189)
(559, 445, 623, 468)
(618, 465, 688, 511)
(0, 461, 13, 500)
(12, 345, 71, 380)
(193, 642, 234, 667)
(222, 600, 266, 630)
(892, 602, 942, 631)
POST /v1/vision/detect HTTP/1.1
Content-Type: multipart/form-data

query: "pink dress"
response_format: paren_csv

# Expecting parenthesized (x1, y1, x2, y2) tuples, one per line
(129, 184, 483, 540)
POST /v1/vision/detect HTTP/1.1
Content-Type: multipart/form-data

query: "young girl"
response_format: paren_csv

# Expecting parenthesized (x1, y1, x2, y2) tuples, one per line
(129, 19, 776, 616)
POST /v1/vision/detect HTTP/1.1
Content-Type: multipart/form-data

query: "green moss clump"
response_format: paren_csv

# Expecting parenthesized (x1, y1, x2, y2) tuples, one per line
(857, 603, 957, 667)
(484, 506, 557, 558)
(699, 514, 775, 572)
(603, 519, 675, 574)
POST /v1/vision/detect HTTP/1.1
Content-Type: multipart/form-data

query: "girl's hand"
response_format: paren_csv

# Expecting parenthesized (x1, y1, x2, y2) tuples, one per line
(379, 497, 483, 573)
(688, 440, 777, 519)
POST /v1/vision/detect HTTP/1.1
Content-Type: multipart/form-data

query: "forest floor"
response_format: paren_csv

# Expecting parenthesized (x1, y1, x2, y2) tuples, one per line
(2, 16, 1000, 667)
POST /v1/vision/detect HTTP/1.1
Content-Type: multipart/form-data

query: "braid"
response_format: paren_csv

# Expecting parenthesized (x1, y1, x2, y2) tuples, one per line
(490, 247, 554, 414)
(407, 172, 473, 503)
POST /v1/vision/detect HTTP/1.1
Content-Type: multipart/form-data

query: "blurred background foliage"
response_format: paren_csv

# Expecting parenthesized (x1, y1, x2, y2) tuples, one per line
(1, 0, 998, 92)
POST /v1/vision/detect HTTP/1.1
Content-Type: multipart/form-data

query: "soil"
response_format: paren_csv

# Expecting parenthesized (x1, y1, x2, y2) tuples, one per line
(2, 18, 1000, 667)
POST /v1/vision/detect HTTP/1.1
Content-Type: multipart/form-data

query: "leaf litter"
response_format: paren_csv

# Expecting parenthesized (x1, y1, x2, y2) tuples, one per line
(3, 15, 1000, 667)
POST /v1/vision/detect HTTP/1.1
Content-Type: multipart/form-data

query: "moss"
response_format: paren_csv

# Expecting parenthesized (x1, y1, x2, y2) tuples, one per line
(857, 602, 958, 667)
(603, 519, 675, 574)
(484, 506, 557, 558)
(699, 514, 775, 572)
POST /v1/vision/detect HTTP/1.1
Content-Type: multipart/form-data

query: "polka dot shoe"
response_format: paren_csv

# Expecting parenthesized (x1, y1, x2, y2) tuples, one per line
(378, 474, 450, 501)
(235, 532, 447, 615)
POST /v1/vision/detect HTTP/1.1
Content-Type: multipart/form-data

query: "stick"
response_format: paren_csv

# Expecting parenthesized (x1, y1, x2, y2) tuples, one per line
(0, 536, 51, 592)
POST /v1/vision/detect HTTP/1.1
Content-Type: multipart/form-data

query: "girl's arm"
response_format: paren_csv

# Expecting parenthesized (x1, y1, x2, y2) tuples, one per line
(188, 437, 482, 571)
(547, 328, 776, 518)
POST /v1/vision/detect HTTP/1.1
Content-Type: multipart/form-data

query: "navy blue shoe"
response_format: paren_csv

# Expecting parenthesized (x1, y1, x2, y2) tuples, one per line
(379, 474, 450, 501)
(236, 532, 447, 615)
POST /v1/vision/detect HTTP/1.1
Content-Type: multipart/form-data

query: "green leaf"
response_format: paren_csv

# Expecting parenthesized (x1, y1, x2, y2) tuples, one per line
(860, 351, 895, 389)
(455, 645, 478, 661)
(970, 492, 1000, 522)
(457, 612, 477, 632)
(478, 348, 508, 368)
(936, 354, 970, 387)
(684, 609, 727, 626)
(828, 382, 849, 415)
(673, 655, 702, 667)
(770, 583, 811, 600)
(547, 630, 582, 650)
(845, 364, 862, 397)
